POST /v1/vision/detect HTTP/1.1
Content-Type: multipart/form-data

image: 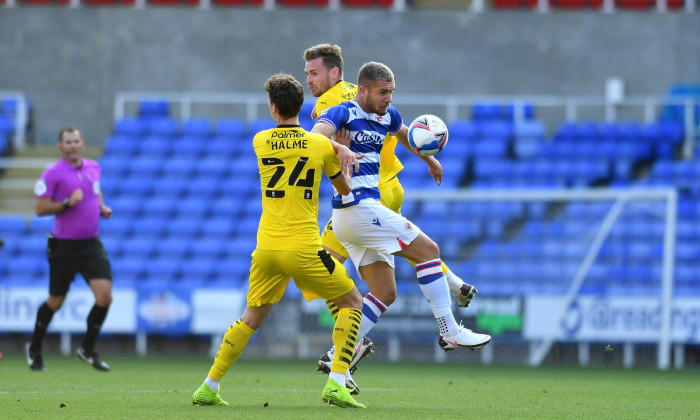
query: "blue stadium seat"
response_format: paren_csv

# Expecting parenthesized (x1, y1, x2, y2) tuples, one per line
(131, 217, 168, 238)
(471, 141, 509, 159)
(212, 257, 251, 286)
(175, 196, 212, 219)
(502, 102, 535, 120)
(145, 258, 182, 281)
(242, 199, 262, 217)
(448, 120, 477, 140)
(180, 258, 217, 281)
(208, 197, 244, 219)
(194, 157, 230, 178)
(114, 118, 147, 137)
(137, 99, 169, 119)
(155, 238, 192, 259)
(235, 217, 259, 237)
(439, 157, 466, 187)
(0, 214, 28, 235)
(225, 238, 256, 259)
(117, 177, 155, 197)
(145, 196, 176, 218)
(190, 238, 227, 259)
(200, 218, 236, 238)
(160, 157, 197, 179)
(109, 196, 143, 217)
(182, 118, 211, 139)
(138, 135, 173, 157)
(165, 217, 202, 238)
(99, 155, 128, 178)
(248, 118, 276, 135)
(104, 135, 139, 158)
(183, 177, 221, 198)
(111, 256, 147, 280)
(121, 237, 158, 258)
(14, 236, 47, 256)
(147, 118, 179, 137)
(420, 201, 450, 219)
(96, 234, 121, 257)
(99, 216, 133, 238)
(553, 122, 577, 141)
(152, 177, 188, 198)
(172, 135, 207, 158)
(473, 159, 510, 179)
(6, 256, 48, 279)
(204, 135, 237, 158)
(478, 121, 513, 141)
(30, 216, 54, 235)
(216, 118, 247, 138)
(471, 102, 501, 121)
(216, 118, 248, 139)
(126, 156, 163, 179)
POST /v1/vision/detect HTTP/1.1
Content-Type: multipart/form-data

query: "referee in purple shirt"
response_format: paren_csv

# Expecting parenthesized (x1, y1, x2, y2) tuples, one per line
(26, 126, 113, 372)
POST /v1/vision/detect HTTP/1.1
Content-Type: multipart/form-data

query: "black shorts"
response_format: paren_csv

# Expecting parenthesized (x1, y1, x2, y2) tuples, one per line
(47, 236, 112, 296)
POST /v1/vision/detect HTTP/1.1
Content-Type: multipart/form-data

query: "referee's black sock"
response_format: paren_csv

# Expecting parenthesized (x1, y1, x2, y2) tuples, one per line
(30, 302, 55, 354)
(81, 304, 109, 353)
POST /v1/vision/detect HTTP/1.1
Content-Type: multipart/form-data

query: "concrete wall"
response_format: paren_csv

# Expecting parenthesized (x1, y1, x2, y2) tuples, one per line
(0, 8, 698, 145)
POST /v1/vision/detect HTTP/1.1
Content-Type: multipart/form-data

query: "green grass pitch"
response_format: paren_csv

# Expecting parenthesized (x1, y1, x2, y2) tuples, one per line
(1, 354, 698, 419)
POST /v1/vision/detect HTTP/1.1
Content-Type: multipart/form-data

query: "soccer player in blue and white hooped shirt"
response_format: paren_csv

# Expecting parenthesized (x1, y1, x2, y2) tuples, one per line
(312, 62, 492, 352)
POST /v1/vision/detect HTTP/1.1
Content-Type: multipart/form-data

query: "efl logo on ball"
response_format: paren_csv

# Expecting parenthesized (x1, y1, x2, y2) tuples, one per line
(407, 114, 449, 157)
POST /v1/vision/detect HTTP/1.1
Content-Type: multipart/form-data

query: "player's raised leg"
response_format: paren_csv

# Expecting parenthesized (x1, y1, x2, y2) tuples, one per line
(403, 258, 477, 307)
(396, 233, 491, 350)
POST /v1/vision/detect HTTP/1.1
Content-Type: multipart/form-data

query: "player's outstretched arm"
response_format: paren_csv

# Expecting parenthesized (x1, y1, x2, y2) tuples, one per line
(395, 124, 443, 186)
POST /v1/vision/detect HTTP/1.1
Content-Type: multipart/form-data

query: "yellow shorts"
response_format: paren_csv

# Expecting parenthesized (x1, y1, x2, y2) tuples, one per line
(321, 175, 405, 259)
(247, 248, 355, 307)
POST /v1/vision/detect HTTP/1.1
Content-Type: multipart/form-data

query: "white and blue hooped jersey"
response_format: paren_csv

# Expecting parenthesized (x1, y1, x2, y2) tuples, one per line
(318, 101, 403, 209)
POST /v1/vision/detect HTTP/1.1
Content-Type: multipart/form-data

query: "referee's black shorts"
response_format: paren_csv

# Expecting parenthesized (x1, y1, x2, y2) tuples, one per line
(47, 236, 112, 296)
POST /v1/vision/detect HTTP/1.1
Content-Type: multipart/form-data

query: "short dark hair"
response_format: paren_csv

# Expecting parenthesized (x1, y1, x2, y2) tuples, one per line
(357, 62, 394, 87)
(264, 73, 304, 119)
(303, 43, 344, 79)
(58, 126, 81, 142)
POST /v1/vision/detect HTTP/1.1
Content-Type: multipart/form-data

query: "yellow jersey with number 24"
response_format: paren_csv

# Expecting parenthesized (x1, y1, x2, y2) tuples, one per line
(253, 125, 342, 250)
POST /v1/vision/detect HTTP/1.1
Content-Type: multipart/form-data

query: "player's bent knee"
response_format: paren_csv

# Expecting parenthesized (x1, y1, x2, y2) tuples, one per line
(333, 288, 363, 310)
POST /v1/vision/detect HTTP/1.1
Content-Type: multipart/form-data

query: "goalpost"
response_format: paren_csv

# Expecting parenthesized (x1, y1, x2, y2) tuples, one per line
(403, 187, 678, 370)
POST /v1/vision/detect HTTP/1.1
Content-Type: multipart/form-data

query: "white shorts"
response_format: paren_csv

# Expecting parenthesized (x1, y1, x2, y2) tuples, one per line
(331, 198, 422, 279)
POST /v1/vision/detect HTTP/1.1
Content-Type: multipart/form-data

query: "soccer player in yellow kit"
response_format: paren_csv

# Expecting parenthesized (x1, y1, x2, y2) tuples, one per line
(304, 44, 479, 393)
(192, 73, 366, 409)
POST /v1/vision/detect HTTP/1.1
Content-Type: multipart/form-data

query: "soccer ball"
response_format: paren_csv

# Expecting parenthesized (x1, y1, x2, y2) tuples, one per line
(407, 114, 449, 157)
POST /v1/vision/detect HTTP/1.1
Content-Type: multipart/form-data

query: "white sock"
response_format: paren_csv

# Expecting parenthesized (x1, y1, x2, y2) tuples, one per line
(416, 259, 459, 336)
(330, 372, 345, 385)
(445, 269, 464, 294)
(205, 376, 219, 392)
(356, 293, 388, 341)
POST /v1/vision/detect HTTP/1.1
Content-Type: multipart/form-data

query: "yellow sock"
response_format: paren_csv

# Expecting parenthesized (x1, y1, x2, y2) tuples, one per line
(325, 300, 340, 321)
(331, 308, 361, 374)
(406, 258, 450, 275)
(208, 319, 255, 381)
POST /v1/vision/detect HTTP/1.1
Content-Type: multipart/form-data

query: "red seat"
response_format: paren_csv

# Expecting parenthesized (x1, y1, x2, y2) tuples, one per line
(492, 0, 537, 8)
(551, 0, 603, 8)
(343, 0, 394, 7)
(615, 0, 653, 8)
(21, 0, 71, 4)
(82, 0, 136, 4)
(277, 0, 329, 6)
(214, 0, 264, 5)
